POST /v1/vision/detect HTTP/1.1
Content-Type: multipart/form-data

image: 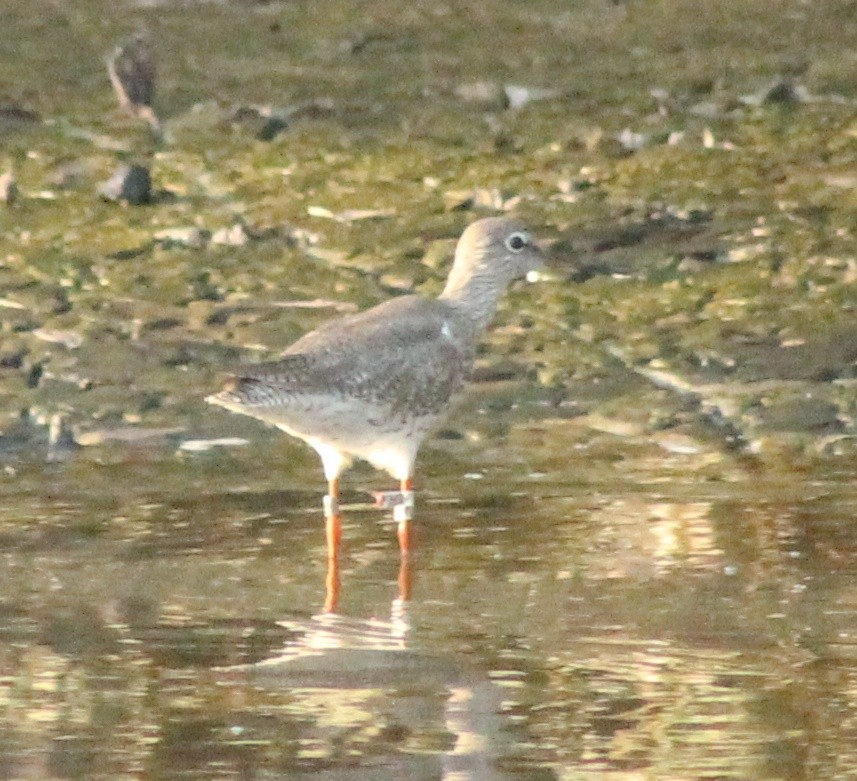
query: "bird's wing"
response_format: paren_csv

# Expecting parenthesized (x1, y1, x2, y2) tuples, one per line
(229, 296, 475, 416)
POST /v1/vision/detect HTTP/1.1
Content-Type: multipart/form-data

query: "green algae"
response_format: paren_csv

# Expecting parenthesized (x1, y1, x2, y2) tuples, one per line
(1, 0, 856, 462)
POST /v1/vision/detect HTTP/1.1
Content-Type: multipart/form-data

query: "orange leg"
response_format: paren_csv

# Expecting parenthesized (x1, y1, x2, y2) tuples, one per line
(396, 477, 414, 557)
(324, 554, 341, 613)
(324, 478, 342, 560)
(397, 554, 411, 601)
(323, 478, 342, 613)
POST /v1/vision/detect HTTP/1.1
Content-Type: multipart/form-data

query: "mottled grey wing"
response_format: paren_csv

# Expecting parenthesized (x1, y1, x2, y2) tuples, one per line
(231, 297, 473, 417)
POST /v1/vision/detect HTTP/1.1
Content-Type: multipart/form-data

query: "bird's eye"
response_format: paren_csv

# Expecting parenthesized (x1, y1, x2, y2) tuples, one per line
(505, 232, 529, 252)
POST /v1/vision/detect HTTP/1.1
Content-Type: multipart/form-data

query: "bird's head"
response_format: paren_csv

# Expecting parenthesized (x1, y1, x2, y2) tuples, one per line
(443, 217, 544, 302)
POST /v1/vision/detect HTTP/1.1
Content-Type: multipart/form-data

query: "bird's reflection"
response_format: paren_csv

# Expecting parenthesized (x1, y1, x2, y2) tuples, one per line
(324, 553, 412, 613)
(323, 507, 413, 614)
(220, 542, 514, 781)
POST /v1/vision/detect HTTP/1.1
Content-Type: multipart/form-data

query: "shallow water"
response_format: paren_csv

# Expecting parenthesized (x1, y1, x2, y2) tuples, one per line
(3, 0, 857, 778)
(3, 429, 857, 779)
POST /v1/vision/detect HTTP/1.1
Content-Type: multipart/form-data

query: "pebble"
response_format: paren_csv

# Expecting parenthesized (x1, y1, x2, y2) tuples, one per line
(231, 106, 288, 141)
(0, 172, 18, 205)
(442, 187, 518, 212)
(154, 226, 207, 248)
(0, 105, 40, 124)
(32, 328, 84, 350)
(0, 343, 26, 369)
(211, 224, 249, 246)
(503, 85, 558, 109)
(579, 413, 646, 438)
(651, 432, 706, 455)
(48, 161, 88, 189)
(77, 427, 184, 446)
(454, 81, 508, 110)
(178, 437, 250, 452)
(740, 79, 808, 107)
(617, 128, 650, 151)
(306, 206, 395, 223)
(453, 82, 557, 110)
(98, 164, 152, 205)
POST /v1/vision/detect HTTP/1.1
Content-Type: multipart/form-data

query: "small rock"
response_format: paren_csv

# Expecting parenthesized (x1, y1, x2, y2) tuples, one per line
(339, 208, 395, 222)
(99, 164, 152, 205)
(48, 161, 88, 190)
(306, 205, 338, 220)
(762, 80, 802, 104)
(0, 172, 18, 205)
(579, 413, 647, 438)
(616, 128, 649, 151)
(651, 432, 706, 455)
(178, 437, 250, 452)
(270, 298, 358, 313)
(454, 81, 508, 110)
(442, 190, 475, 211)
(26, 361, 43, 388)
(32, 328, 84, 350)
(0, 343, 26, 369)
(256, 116, 288, 141)
(473, 188, 518, 210)
(442, 188, 517, 212)
(77, 427, 184, 446)
(231, 106, 288, 141)
(282, 97, 335, 122)
(740, 79, 808, 107)
(0, 104, 40, 124)
(153, 226, 207, 248)
(211, 224, 249, 247)
(503, 85, 558, 109)
(688, 101, 725, 119)
(306, 206, 395, 223)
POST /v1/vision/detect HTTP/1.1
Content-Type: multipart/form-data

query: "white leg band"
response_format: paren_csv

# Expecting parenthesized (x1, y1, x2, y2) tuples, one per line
(393, 491, 415, 522)
(323, 494, 339, 517)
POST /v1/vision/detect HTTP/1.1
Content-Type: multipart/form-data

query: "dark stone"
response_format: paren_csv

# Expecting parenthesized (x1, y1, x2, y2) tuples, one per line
(98, 164, 152, 205)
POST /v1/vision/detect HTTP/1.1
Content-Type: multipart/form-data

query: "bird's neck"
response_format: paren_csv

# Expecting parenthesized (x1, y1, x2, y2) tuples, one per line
(439, 267, 505, 331)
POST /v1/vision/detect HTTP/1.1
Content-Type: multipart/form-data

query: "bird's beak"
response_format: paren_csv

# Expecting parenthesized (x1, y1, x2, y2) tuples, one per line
(524, 241, 548, 282)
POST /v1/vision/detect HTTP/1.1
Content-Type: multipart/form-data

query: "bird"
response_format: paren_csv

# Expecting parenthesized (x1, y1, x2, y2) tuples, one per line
(106, 30, 161, 136)
(207, 217, 543, 561)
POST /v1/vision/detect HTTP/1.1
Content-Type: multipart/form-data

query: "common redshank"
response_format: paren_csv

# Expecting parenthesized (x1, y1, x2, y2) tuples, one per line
(106, 30, 161, 135)
(207, 217, 543, 560)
